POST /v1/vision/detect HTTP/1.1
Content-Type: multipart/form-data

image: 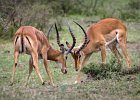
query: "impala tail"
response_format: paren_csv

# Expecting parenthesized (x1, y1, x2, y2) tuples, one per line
(14, 28, 32, 54)
(105, 32, 119, 46)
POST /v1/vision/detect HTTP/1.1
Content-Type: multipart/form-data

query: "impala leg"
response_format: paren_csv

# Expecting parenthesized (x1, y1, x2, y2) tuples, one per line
(31, 51, 44, 85)
(75, 55, 90, 84)
(25, 57, 33, 86)
(43, 58, 54, 86)
(10, 51, 19, 85)
(119, 39, 131, 68)
(100, 45, 106, 65)
(109, 44, 122, 64)
(75, 67, 82, 84)
(41, 49, 54, 86)
(116, 48, 123, 59)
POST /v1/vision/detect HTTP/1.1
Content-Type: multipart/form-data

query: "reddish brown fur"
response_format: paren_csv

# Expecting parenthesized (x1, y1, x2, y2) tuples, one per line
(11, 26, 67, 86)
(67, 18, 131, 83)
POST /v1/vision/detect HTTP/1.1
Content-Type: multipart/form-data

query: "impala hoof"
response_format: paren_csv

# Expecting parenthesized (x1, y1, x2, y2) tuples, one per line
(9, 82, 14, 86)
(46, 81, 55, 86)
(61, 69, 67, 74)
(74, 80, 82, 84)
(42, 82, 45, 85)
(75, 69, 78, 71)
(74, 81, 78, 84)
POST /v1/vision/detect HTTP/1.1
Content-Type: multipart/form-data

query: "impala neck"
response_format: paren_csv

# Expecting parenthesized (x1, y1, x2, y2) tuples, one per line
(47, 46, 62, 61)
(81, 42, 93, 56)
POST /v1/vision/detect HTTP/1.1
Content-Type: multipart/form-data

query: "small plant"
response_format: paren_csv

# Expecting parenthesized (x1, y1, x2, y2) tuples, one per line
(128, 0, 140, 10)
(82, 56, 122, 80)
(82, 55, 140, 80)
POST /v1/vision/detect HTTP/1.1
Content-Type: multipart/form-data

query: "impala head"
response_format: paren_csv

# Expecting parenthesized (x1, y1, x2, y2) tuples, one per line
(66, 21, 88, 71)
(54, 23, 76, 74)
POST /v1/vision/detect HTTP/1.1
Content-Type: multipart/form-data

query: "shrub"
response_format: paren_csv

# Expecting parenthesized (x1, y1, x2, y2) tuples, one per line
(120, 0, 140, 21)
(82, 56, 122, 80)
(82, 55, 140, 80)
(128, 0, 140, 10)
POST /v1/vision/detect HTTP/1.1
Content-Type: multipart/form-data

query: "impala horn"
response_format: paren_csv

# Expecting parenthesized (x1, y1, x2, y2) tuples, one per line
(55, 22, 76, 54)
(66, 20, 76, 55)
(73, 21, 88, 54)
(55, 23, 62, 47)
(47, 24, 54, 39)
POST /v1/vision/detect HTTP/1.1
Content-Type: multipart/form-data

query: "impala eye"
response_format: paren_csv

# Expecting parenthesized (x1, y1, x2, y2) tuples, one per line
(65, 56, 68, 60)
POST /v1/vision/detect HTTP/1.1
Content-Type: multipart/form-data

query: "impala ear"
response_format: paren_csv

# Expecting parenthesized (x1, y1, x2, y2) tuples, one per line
(59, 44, 65, 53)
(60, 44, 64, 47)
(86, 40, 90, 45)
(66, 41, 72, 48)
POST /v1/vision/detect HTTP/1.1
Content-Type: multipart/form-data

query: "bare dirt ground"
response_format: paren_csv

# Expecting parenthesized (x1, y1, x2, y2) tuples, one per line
(127, 42, 140, 52)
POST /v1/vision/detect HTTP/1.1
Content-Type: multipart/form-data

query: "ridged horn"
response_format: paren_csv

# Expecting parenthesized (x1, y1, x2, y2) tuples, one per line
(47, 24, 53, 39)
(73, 21, 88, 54)
(66, 20, 76, 55)
(54, 23, 61, 46)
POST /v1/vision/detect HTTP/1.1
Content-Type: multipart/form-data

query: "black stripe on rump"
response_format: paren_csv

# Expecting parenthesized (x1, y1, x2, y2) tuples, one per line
(25, 36, 32, 47)
(21, 35, 24, 52)
(14, 36, 19, 45)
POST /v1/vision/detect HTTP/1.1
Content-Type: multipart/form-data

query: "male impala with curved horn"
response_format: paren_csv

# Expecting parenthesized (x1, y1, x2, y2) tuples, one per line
(66, 18, 131, 83)
(11, 24, 76, 85)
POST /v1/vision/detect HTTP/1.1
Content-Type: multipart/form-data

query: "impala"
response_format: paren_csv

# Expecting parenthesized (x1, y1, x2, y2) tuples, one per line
(66, 18, 131, 83)
(11, 23, 76, 86)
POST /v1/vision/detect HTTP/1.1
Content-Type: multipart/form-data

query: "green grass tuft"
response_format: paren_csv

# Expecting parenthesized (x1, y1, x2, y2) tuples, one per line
(82, 55, 140, 80)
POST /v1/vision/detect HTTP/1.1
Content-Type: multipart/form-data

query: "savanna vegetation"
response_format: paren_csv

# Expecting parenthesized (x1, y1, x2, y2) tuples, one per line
(0, 0, 140, 100)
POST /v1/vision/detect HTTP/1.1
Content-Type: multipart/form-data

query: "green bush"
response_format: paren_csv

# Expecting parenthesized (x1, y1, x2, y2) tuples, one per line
(120, 0, 140, 21)
(120, 10, 140, 21)
(82, 56, 122, 80)
(128, 0, 140, 10)
(1, 0, 140, 40)
(82, 55, 140, 80)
